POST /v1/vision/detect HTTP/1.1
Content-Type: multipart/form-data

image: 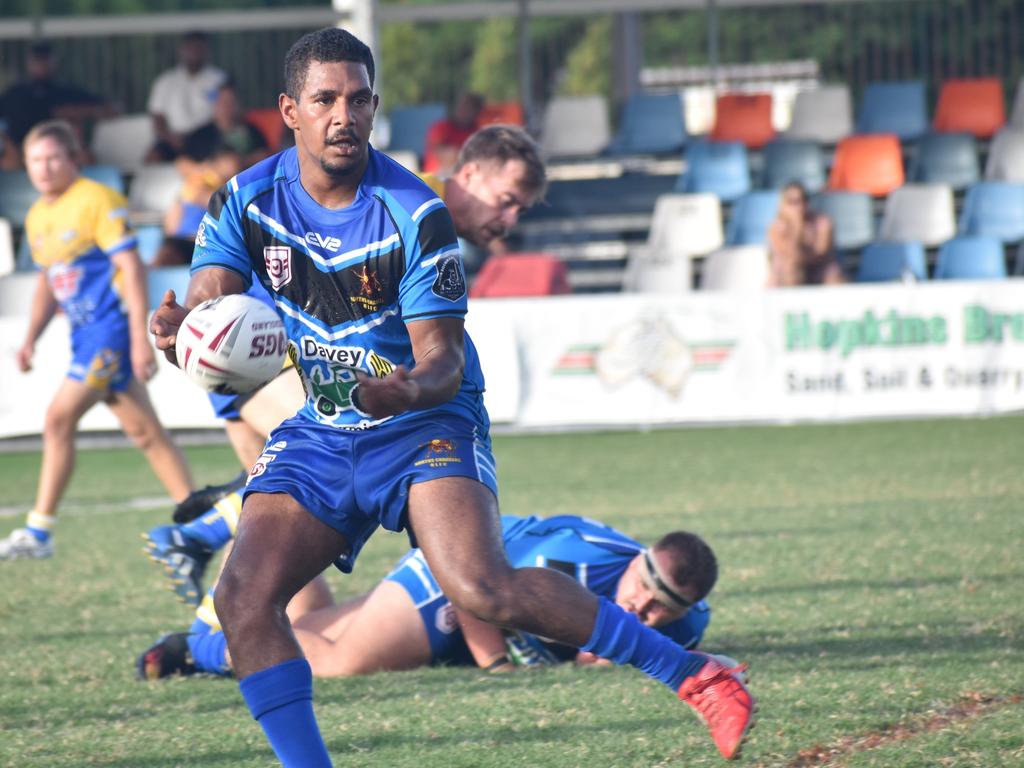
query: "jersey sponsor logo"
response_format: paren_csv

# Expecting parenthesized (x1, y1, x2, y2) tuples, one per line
(366, 349, 394, 378)
(300, 339, 397, 420)
(195, 221, 207, 247)
(300, 337, 365, 368)
(264, 246, 292, 290)
(49, 262, 83, 302)
(414, 438, 462, 468)
(432, 254, 466, 302)
(351, 265, 384, 311)
(304, 231, 342, 252)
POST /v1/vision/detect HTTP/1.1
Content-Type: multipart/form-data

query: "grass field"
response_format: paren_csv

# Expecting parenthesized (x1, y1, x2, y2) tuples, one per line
(1, 417, 1022, 767)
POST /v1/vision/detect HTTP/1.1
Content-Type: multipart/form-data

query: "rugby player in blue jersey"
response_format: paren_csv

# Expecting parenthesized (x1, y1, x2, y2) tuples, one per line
(149, 28, 755, 764)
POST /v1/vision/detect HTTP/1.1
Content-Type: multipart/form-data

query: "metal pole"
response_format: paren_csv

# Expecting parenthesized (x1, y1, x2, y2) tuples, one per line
(517, 0, 534, 133)
(707, 0, 720, 89)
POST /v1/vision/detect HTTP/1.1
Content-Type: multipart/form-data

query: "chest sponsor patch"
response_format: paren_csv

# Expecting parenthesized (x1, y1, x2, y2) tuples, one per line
(432, 254, 466, 302)
(264, 246, 292, 290)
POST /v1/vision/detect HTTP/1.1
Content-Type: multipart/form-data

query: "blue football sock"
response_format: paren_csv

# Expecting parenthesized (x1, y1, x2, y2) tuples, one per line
(239, 658, 332, 768)
(25, 511, 55, 542)
(180, 493, 241, 550)
(580, 598, 708, 691)
(26, 526, 51, 543)
(187, 617, 230, 675)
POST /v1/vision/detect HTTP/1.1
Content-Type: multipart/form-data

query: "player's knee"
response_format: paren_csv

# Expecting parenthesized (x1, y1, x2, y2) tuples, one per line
(445, 573, 518, 626)
(42, 403, 76, 440)
(121, 420, 157, 452)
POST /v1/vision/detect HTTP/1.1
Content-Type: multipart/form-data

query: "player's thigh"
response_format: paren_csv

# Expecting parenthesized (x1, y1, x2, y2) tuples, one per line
(407, 476, 511, 596)
(223, 418, 267, 469)
(285, 572, 335, 623)
(293, 591, 370, 639)
(44, 377, 106, 432)
(238, 370, 304, 437)
(106, 378, 165, 436)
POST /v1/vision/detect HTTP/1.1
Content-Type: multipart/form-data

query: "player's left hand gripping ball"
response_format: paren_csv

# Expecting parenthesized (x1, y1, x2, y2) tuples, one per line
(175, 294, 287, 395)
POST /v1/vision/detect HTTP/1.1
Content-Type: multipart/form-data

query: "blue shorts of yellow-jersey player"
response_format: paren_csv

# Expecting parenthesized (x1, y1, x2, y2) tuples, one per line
(243, 411, 498, 573)
(208, 391, 242, 420)
(383, 548, 475, 666)
(68, 319, 132, 393)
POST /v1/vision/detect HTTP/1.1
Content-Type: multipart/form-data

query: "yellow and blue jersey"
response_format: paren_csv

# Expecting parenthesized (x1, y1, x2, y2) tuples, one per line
(25, 176, 137, 329)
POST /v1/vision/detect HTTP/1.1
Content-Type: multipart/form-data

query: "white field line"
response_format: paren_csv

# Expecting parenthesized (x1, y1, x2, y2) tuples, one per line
(0, 496, 170, 519)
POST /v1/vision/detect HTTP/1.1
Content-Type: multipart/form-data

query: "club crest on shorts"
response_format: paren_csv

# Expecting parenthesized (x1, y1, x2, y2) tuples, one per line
(432, 254, 466, 301)
(264, 246, 293, 290)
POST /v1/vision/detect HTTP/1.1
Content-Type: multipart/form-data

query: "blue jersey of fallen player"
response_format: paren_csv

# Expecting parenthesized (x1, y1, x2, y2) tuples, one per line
(500, 515, 711, 657)
(190, 146, 487, 431)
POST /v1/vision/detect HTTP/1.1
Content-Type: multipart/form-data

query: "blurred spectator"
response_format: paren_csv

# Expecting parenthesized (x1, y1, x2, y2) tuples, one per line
(182, 80, 269, 167)
(422, 91, 484, 175)
(0, 40, 115, 169)
(146, 31, 226, 162)
(152, 144, 243, 267)
(767, 181, 843, 287)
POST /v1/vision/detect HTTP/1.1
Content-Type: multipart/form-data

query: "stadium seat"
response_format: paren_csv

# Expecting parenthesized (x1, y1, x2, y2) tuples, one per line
(478, 101, 525, 127)
(677, 140, 751, 203)
(646, 193, 724, 257)
(0, 171, 37, 227)
(785, 85, 853, 145)
(134, 224, 165, 265)
(1010, 78, 1024, 129)
(700, 245, 769, 291)
(245, 108, 285, 152)
(958, 182, 1024, 243)
(128, 164, 183, 220)
(856, 81, 928, 141)
(813, 191, 875, 252)
(933, 78, 1005, 139)
(726, 190, 781, 246)
(934, 235, 1007, 280)
(387, 150, 420, 173)
(91, 114, 154, 173)
(0, 217, 14, 277)
(827, 134, 904, 197)
(710, 92, 775, 148)
(607, 91, 687, 156)
(761, 139, 826, 192)
(983, 128, 1024, 182)
(147, 265, 191, 310)
(879, 183, 956, 248)
(540, 96, 611, 158)
(908, 132, 979, 190)
(856, 241, 927, 282)
(469, 253, 570, 298)
(387, 103, 446, 157)
(81, 164, 125, 195)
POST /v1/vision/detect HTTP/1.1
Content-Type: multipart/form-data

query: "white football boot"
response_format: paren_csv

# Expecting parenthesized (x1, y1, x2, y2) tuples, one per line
(0, 528, 54, 560)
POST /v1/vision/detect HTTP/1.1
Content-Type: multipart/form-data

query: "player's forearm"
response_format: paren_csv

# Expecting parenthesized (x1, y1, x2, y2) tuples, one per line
(406, 344, 464, 409)
(454, 607, 512, 670)
(184, 267, 247, 310)
(117, 250, 152, 346)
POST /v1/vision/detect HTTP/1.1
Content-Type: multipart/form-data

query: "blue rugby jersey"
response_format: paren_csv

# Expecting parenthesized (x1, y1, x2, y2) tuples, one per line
(500, 515, 711, 652)
(190, 146, 487, 431)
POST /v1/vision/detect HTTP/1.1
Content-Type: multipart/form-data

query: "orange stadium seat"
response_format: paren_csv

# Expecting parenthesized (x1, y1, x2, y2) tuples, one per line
(246, 108, 286, 152)
(470, 253, 570, 298)
(478, 101, 525, 126)
(711, 93, 775, 148)
(827, 134, 904, 196)
(933, 78, 1006, 139)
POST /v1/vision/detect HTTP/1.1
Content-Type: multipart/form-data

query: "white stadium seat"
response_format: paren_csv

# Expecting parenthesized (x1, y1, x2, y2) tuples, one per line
(785, 85, 853, 145)
(700, 245, 770, 291)
(984, 128, 1024, 182)
(0, 217, 14, 277)
(540, 96, 611, 158)
(128, 164, 183, 223)
(91, 114, 155, 174)
(879, 183, 956, 248)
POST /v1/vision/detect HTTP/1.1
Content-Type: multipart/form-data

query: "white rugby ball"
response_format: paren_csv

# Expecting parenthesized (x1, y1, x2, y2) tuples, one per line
(175, 294, 287, 394)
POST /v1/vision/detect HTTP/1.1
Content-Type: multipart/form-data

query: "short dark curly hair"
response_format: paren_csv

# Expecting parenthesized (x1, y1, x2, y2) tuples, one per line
(652, 531, 718, 602)
(283, 27, 375, 100)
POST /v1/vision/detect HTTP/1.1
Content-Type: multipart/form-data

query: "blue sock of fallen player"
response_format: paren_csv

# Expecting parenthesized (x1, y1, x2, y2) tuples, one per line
(580, 598, 707, 690)
(186, 616, 230, 675)
(239, 658, 332, 768)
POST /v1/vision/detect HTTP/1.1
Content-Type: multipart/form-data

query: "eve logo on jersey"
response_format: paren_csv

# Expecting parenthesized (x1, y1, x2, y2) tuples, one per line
(264, 246, 292, 290)
(305, 232, 342, 252)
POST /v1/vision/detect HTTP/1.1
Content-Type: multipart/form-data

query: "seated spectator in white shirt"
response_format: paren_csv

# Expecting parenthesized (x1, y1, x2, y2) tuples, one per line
(145, 31, 226, 162)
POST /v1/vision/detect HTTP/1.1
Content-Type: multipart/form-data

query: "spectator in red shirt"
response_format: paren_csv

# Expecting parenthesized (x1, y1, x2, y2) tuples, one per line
(422, 91, 484, 175)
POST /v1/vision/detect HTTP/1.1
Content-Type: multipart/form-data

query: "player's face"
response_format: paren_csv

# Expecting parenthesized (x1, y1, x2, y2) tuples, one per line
(24, 136, 78, 198)
(282, 59, 377, 181)
(615, 551, 692, 627)
(449, 158, 535, 247)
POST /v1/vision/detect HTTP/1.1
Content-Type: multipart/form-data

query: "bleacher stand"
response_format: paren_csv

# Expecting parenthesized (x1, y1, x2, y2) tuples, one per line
(469, 253, 570, 298)
(677, 140, 751, 202)
(81, 164, 125, 195)
(785, 85, 853, 145)
(128, 164, 183, 225)
(761, 139, 826, 192)
(478, 101, 525, 127)
(0, 171, 38, 227)
(1010, 79, 1024, 129)
(607, 91, 687, 156)
(813, 191, 875, 253)
(90, 114, 154, 174)
(0, 218, 14, 277)
(245, 107, 286, 153)
(983, 128, 1024, 182)
(934, 235, 1007, 280)
(540, 96, 611, 159)
(726, 190, 781, 246)
(134, 224, 165, 265)
(710, 93, 775, 148)
(857, 241, 927, 283)
(933, 78, 1005, 139)
(908, 132, 979, 190)
(957, 182, 1024, 272)
(879, 183, 957, 248)
(856, 81, 929, 141)
(700, 245, 769, 291)
(146, 265, 191, 310)
(827, 134, 904, 196)
(386, 103, 446, 160)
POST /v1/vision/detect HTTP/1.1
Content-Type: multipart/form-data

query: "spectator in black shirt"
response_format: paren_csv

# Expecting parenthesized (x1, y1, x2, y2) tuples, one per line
(182, 80, 269, 167)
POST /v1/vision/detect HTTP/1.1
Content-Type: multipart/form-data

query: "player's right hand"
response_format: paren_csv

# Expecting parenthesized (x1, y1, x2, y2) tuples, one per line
(149, 289, 187, 365)
(15, 341, 33, 373)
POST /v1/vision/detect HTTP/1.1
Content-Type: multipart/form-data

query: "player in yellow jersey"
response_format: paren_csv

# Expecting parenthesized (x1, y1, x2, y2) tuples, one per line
(0, 120, 195, 560)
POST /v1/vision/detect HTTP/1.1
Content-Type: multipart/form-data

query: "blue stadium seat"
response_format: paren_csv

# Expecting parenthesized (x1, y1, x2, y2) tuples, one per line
(856, 241, 927, 282)
(761, 139, 826, 192)
(812, 191, 875, 251)
(147, 266, 191, 310)
(677, 140, 751, 203)
(908, 133, 979, 190)
(387, 103, 446, 157)
(958, 182, 1024, 244)
(726, 190, 780, 246)
(0, 171, 38, 227)
(856, 81, 929, 141)
(608, 91, 687, 156)
(81, 164, 125, 195)
(134, 224, 165, 265)
(934, 236, 1007, 280)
